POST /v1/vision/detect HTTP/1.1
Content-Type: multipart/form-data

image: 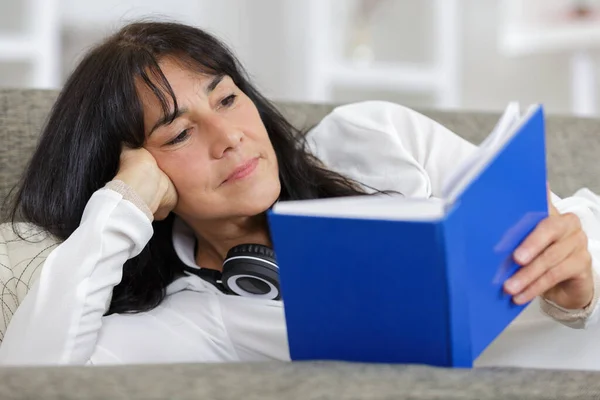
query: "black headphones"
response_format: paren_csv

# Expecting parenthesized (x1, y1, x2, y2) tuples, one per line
(184, 244, 281, 300)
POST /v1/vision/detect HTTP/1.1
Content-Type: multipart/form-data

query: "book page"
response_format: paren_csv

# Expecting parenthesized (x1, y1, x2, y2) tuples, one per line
(272, 102, 533, 222)
(441, 102, 522, 202)
(271, 195, 446, 221)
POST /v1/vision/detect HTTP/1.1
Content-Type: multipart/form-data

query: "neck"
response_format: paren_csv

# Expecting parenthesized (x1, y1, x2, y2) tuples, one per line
(186, 214, 271, 272)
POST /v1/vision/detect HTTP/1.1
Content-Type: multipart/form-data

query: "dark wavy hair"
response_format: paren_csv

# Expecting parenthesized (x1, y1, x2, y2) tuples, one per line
(8, 21, 367, 314)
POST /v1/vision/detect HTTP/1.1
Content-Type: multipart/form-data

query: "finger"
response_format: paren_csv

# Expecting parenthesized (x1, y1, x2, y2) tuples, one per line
(504, 229, 587, 295)
(154, 210, 168, 221)
(547, 183, 559, 216)
(163, 179, 178, 210)
(155, 178, 178, 221)
(119, 144, 137, 161)
(513, 213, 581, 265)
(512, 249, 591, 305)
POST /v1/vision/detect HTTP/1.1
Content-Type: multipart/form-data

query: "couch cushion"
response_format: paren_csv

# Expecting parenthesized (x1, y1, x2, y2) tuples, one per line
(0, 222, 60, 342)
(0, 89, 59, 209)
(1, 360, 600, 399)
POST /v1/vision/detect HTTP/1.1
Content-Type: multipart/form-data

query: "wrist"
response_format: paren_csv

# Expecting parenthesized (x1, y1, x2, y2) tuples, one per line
(540, 271, 599, 324)
(105, 179, 154, 222)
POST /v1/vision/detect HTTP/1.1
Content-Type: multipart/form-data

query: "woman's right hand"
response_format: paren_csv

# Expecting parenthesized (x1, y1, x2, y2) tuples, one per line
(113, 147, 178, 220)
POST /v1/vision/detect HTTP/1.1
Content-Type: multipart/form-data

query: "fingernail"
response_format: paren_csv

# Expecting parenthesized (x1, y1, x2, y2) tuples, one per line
(504, 279, 521, 293)
(514, 248, 530, 264)
(513, 294, 525, 304)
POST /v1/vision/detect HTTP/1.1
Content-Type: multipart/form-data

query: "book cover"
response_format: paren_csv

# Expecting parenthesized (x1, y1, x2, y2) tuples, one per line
(268, 105, 548, 367)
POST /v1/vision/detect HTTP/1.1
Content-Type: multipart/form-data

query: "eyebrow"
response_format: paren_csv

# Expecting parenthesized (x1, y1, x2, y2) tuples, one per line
(149, 107, 188, 136)
(148, 74, 225, 136)
(206, 74, 225, 93)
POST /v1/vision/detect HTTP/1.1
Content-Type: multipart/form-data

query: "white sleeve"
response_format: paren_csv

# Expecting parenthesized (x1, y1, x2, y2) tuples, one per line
(0, 188, 153, 365)
(307, 100, 600, 328)
(542, 189, 600, 328)
(306, 100, 477, 197)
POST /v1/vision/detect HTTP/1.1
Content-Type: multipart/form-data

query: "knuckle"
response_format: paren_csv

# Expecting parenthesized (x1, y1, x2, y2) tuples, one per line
(539, 218, 561, 240)
(538, 217, 553, 230)
(137, 158, 158, 172)
(580, 249, 592, 268)
(564, 212, 582, 229)
(576, 230, 589, 249)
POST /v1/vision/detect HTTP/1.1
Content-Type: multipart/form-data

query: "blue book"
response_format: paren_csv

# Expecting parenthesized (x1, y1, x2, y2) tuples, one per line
(267, 104, 549, 368)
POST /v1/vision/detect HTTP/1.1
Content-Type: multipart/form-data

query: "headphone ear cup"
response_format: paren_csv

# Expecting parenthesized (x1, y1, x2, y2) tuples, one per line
(221, 244, 280, 300)
(227, 244, 276, 264)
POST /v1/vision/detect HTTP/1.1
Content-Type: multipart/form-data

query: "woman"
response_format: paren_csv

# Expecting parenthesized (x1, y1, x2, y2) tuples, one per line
(0, 21, 598, 366)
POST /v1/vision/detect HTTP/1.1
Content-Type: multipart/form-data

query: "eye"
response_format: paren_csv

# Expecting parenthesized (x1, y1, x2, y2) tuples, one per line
(220, 94, 237, 108)
(166, 128, 190, 146)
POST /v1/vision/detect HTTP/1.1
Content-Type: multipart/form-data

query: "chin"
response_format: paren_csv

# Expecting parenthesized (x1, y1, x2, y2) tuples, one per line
(175, 173, 281, 220)
(240, 179, 281, 215)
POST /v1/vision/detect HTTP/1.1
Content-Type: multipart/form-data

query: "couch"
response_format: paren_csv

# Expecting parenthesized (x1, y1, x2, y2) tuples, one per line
(2, 89, 600, 399)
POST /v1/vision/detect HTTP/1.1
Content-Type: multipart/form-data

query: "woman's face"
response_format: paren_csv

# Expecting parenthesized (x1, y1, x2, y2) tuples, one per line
(139, 58, 281, 222)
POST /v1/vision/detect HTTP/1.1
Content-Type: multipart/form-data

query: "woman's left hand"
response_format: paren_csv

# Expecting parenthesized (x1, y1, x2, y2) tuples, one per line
(503, 190, 594, 310)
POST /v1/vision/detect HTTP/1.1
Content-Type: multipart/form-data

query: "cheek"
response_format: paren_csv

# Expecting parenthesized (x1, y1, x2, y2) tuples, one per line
(242, 108, 276, 156)
(152, 149, 209, 192)
(237, 100, 267, 135)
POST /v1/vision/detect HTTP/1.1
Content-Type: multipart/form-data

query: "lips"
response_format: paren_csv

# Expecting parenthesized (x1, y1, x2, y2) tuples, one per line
(223, 157, 259, 184)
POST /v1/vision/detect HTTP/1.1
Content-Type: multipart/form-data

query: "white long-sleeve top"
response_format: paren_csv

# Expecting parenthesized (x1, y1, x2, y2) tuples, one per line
(2, 101, 600, 369)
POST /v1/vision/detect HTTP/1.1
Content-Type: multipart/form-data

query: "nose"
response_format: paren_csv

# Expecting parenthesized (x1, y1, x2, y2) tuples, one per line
(205, 113, 243, 159)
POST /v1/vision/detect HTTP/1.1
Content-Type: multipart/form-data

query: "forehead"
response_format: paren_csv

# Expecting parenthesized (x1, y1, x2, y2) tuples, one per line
(137, 61, 203, 99)
(136, 61, 226, 120)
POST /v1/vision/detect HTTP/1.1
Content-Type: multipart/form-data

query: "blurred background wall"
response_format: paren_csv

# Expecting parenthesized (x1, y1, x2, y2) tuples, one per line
(0, 0, 599, 116)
